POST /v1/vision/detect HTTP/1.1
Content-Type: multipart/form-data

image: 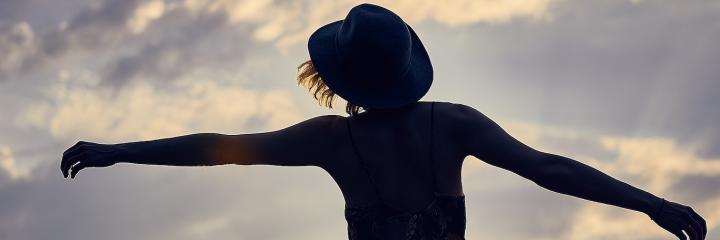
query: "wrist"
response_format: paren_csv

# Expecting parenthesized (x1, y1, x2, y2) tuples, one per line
(645, 197, 666, 218)
(111, 144, 130, 164)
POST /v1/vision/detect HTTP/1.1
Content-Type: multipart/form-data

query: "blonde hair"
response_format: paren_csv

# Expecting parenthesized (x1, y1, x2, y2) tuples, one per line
(297, 60, 363, 115)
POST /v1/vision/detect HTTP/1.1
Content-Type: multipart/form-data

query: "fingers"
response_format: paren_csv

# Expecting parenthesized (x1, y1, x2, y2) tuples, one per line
(686, 217, 701, 240)
(688, 207, 707, 239)
(671, 229, 687, 240)
(60, 157, 67, 178)
(685, 223, 699, 240)
(70, 161, 88, 179)
(62, 153, 85, 178)
(61, 151, 72, 177)
(678, 205, 705, 240)
(666, 215, 690, 240)
(61, 142, 85, 177)
(657, 201, 707, 240)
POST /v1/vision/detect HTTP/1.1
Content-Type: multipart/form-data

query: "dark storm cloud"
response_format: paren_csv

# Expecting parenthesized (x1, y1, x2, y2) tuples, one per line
(431, 0, 720, 157)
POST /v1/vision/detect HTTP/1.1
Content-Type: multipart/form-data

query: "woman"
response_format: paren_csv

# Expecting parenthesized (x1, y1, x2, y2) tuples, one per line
(60, 3, 706, 240)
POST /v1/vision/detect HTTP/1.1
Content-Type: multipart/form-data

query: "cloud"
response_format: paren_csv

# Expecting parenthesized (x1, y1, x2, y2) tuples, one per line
(1, 0, 213, 83)
(430, 0, 720, 159)
(599, 137, 720, 192)
(0, 0, 147, 79)
(19, 77, 302, 143)
(43, 0, 144, 53)
(566, 203, 665, 240)
(456, 118, 720, 239)
(0, 0, 242, 86)
(566, 136, 720, 240)
(189, 0, 553, 50)
(0, 0, 42, 23)
(101, 8, 234, 86)
(502, 121, 619, 161)
(126, 0, 166, 34)
(461, 164, 582, 239)
(99, 0, 554, 84)
(0, 22, 35, 80)
(386, 0, 552, 26)
(1, 0, 554, 85)
(0, 145, 30, 181)
(672, 175, 720, 203)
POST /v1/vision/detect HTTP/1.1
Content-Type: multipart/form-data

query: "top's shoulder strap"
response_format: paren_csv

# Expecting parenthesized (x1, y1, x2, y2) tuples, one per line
(345, 102, 438, 202)
(345, 117, 384, 203)
(429, 101, 437, 193)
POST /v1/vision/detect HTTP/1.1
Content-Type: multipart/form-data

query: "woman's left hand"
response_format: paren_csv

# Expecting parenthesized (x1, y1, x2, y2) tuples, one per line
(60, 141, 120, 179)
(649, 199, 707, 240)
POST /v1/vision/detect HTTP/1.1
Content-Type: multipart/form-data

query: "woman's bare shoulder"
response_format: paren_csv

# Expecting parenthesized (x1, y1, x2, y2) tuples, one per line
(300, 114, 347, 134)
(430, 101, 499, 139)
(432, 101, 485, 123)
(273, 115, 347, 144)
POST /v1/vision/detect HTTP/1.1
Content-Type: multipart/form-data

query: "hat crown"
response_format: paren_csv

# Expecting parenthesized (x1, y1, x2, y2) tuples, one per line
(307, 3, 432, 109)
(336, 4, 413, 80)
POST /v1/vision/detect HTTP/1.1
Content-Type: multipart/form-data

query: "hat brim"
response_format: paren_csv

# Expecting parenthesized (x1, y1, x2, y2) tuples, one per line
(308, 20, 433, 109)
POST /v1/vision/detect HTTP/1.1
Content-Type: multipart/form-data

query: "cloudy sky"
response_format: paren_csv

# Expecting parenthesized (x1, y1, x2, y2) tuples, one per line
(1, 0, 719, 239)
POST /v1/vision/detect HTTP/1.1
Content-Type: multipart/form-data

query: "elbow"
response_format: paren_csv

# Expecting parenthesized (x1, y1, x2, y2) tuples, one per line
(528, 153, 578, 189)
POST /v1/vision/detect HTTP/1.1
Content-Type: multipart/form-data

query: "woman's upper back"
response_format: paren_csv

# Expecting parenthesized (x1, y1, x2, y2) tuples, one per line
(320, 101, 467, 210)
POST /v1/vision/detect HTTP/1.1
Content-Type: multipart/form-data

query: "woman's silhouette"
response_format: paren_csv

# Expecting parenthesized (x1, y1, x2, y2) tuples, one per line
(60, 3, 706, 240)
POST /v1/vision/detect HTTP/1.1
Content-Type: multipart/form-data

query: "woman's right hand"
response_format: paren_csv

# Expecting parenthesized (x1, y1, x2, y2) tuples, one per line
(60, 141, 120, 179)
(649, 198, 707, 240)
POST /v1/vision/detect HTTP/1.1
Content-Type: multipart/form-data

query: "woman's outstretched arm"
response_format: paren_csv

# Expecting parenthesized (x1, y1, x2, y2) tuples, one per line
(448, 103, 707, 240)
(60, 115, 343, 178)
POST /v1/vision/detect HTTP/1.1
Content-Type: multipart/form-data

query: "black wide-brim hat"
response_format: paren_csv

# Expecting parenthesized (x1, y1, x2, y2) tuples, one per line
(308, 3, 433, 109)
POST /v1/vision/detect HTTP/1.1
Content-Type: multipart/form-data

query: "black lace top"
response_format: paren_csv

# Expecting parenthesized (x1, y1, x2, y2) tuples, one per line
(344, 102, 467, 239)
